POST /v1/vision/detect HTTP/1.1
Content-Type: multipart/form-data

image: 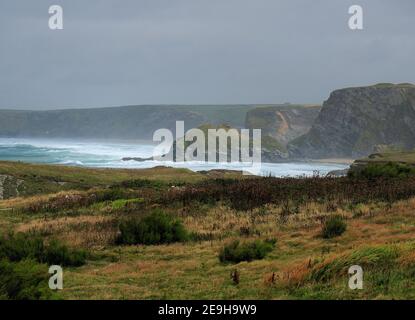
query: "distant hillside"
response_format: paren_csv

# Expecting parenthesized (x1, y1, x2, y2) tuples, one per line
(0, 105, 258, 140)
(5, 83, 415, 162)
(288, 83, 415, 159)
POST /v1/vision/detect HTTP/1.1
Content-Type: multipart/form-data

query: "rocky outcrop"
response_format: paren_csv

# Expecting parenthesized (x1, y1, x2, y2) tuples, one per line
(0, 174, 23, 200)
(326, 168, 349, 177)
(244, 104, 321, 162)
(245, 104, 321, 146)
(123, 123, 290, 163)
(122, 105, 322, 164)
(288, 84, 415, 159)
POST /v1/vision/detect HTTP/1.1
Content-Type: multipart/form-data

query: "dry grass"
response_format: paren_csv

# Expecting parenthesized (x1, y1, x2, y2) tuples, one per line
(2, 161, 415, 299)
(15, 215, 118, 248)
(43, 196, 415, 299)
(0, 190, 88, 210)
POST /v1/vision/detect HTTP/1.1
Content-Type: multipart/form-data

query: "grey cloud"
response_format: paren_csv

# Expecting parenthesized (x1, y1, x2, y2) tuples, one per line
(0, 0, 414, 109)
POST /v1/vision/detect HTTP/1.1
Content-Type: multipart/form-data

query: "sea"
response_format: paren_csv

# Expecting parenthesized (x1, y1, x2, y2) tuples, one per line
(0, 138, 349, 177)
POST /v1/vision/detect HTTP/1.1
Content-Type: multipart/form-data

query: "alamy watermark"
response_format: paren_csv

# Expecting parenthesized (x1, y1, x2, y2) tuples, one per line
(348, 265, 363, 290)
(48, 4, 363, 31)
(49, 265, 63, 290)
(152, 121, 262, 175)
(348, 5, 363, 30)
(48, 5, 63, 30)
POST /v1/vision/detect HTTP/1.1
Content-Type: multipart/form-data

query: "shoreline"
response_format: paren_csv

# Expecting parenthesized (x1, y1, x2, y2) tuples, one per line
(310, 158, 355, 165)
(0, 159, 350, 180)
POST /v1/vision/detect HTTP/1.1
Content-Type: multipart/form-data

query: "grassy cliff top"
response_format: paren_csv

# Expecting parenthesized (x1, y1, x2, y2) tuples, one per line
(246, 104, 321, 112)
(354, 151, 415, 165)
(339, 83, 415, 91)
(0, 161, 205, 197)
(373, 83, 415, 88)
(0, 160, 250, 198)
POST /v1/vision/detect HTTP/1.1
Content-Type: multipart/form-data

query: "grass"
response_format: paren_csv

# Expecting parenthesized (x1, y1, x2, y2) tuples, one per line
(279, 244, 415, 299)
(1, 160, 415, 299)
(109, 198, 144, 210)
(0, 161, 206, 197)
(32, 197, 415, 299)
(354, 151, 415, 166)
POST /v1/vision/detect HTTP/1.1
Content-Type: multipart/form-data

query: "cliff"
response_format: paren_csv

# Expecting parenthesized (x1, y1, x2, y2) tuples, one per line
(245, 104, 321, 160)
(288, 84, 415, 159)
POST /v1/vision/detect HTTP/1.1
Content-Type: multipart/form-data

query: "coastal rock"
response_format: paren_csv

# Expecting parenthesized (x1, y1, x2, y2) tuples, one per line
(0, 174, 23, 200)
(245, 104, 321, 162)
(122, 156, 153, 162)
(288, 84, 415, 159)
(326, 168, 349, 177)
(245, 104, 321, 145)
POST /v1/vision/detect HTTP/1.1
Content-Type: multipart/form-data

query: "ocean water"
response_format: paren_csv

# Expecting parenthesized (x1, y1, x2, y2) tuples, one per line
(0, 138, 349, 177)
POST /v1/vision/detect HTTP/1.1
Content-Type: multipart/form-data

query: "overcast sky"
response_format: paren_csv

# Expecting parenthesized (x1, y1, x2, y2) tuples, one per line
(0, 0, 414, 109)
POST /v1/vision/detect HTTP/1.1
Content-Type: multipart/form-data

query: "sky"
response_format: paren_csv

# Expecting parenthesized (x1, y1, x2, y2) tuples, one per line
(0, 0, 414, 109)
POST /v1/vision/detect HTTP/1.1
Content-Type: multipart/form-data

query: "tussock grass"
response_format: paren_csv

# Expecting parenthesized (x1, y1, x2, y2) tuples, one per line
(16, 215, 118, 248)
(278, 243, 415, 299)
(321, 216, 347, 239)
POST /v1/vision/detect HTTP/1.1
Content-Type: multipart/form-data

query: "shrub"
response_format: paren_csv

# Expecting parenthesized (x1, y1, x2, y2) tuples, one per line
(116, 210, 189, 245)
(42, 240, 87, 267)
(0, 259, 53, 300)
(219, 239, 276, 263)
(0, 233, 44, 262)
(0, 233, 87, 267)
(349, 162, 415, 179)
(321, 215, 347, 239)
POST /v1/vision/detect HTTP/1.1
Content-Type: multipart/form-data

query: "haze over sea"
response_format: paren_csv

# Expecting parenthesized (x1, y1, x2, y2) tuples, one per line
(0, 138, 348, 177)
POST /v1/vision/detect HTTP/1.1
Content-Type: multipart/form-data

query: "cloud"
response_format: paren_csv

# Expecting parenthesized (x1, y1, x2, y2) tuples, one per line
(0, 0, 414, 109)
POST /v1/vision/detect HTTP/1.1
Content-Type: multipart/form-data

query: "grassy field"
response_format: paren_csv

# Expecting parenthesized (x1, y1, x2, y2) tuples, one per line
(2, 160, 415, 299)
(0, 161, 206, 196)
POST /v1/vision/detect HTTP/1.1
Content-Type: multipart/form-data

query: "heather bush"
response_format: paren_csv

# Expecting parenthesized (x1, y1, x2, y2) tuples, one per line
(0, 233, 87, 267)
(349, 162, 415, 179)
(0, 259, 53, 300)
(321, 216, 347, 239)
(163, 175, 415, 211)
(219, 239, 276, 263)
(116, 210, 189, 245)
